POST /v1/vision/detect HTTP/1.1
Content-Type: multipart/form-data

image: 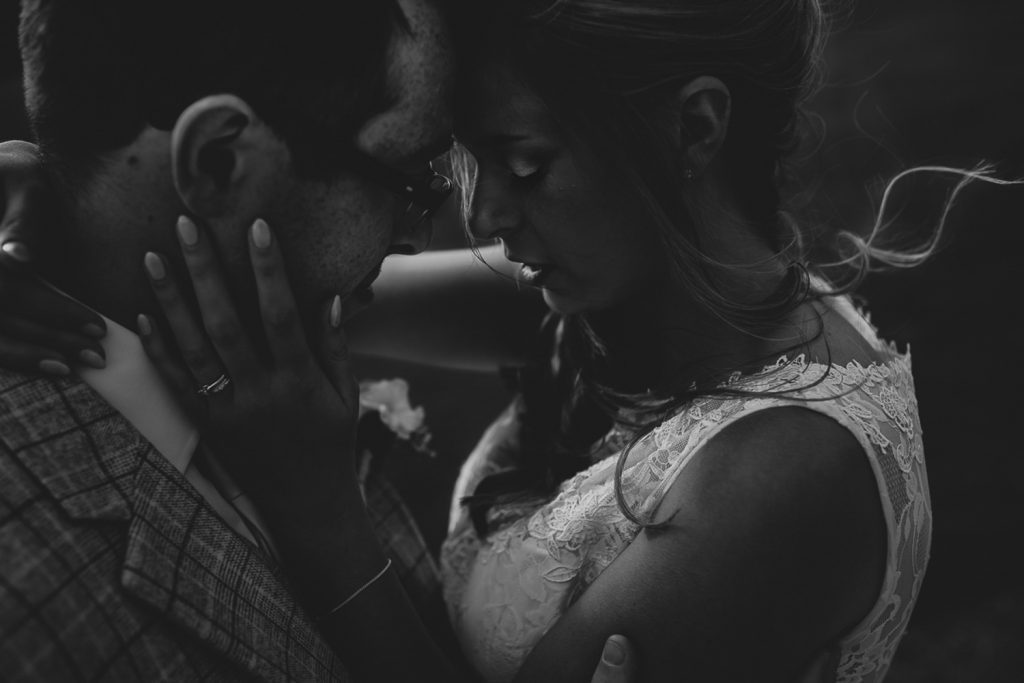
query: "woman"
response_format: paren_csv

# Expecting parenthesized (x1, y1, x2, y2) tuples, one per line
(0, 0, 995, 680)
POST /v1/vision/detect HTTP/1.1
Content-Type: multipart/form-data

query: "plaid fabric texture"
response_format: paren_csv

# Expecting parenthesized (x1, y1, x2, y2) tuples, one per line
(362, 471, 441, 614)
(0, 370, 439, 682)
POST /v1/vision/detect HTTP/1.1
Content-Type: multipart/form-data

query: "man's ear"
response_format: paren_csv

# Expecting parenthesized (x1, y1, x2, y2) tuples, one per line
(667, 76, 731, 178)
(170, 94, 287, 218)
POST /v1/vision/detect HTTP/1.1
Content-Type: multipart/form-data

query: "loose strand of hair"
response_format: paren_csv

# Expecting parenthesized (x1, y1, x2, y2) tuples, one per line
(821, 164, 1024, 295)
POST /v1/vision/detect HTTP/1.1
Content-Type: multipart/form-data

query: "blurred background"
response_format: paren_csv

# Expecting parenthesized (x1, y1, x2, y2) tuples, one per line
(2, 0, 1022, 680)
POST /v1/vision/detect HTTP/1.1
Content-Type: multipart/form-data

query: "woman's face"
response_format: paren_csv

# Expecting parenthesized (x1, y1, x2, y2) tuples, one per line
(456, 64, 667, 315)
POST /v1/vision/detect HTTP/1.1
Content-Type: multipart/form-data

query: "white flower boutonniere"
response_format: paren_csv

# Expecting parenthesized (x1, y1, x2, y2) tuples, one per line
(357, 378, 435, 458)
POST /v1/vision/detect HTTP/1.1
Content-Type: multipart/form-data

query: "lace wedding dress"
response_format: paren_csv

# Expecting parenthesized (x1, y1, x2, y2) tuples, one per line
(441, 295, 931, 683)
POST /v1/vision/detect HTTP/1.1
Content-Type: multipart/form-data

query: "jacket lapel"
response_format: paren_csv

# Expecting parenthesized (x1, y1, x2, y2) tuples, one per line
(122, 448, 347, 682)
(0, 372, 347, 682)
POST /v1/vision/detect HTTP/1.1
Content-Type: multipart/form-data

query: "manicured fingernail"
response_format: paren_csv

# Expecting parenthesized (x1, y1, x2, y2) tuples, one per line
(79, 349, 106, 369)
(136, 314, 152, 337)
(251, 218, 271, 249)
(176, 215, 198, 247)
(330, 294, 342, 328)
(39, 359, 71, 376)
(144, 252, 165, 280)
(601, 637, 625, 667)
(1, 240, 31, 263)
(82, 322, 106, 338)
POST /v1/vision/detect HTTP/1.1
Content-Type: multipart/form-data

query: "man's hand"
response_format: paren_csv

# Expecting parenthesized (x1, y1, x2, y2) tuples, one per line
(590, 635, 638, 683)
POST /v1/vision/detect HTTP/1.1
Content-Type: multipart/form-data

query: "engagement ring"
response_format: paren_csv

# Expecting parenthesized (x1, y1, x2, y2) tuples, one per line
(196, 373, 231, 396)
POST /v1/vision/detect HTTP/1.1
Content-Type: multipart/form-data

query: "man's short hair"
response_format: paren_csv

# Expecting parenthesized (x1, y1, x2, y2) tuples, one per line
(20, 0, 407, 179)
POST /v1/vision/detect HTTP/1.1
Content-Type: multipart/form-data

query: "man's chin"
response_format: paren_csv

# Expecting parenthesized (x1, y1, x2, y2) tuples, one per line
(342, 261, 383, 318)
(353, 285, 375, 306)
(341, 286, 375, 322)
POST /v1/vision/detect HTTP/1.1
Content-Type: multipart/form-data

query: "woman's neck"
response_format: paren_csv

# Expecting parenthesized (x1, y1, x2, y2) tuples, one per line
(582, 262, 810, 397)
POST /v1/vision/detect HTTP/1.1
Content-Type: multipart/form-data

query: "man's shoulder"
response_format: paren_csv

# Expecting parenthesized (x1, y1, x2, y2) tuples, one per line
(0, 369, 141, 521)
(0, 368, 116, 436)
(0, 366, 46, 403)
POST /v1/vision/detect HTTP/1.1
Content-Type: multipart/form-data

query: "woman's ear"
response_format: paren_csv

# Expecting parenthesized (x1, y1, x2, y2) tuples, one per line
(668, 76, 731, 177)
(170, 94, 287, 218)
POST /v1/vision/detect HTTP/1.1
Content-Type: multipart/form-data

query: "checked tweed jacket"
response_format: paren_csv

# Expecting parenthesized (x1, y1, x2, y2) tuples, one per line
(0, 369, 438, 682)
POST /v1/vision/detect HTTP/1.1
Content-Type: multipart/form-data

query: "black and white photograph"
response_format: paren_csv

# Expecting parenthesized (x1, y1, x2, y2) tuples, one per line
(1, 0, 1021, 681)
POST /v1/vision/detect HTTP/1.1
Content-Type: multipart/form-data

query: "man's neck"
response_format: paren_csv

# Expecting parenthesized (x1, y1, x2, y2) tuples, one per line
(45, 140, 180, 330)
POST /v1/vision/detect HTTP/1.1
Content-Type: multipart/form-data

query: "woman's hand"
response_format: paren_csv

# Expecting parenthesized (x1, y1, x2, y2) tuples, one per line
(140, 215, 650, 683)
(140, 215, 360, 533)
(0, 140, 108, 375)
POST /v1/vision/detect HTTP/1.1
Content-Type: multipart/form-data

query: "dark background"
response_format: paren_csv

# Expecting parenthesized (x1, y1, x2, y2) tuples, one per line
(2, 1, 1023, 681)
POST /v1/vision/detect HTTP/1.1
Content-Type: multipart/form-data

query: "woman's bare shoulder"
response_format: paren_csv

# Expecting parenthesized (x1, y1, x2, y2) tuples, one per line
(518, 405, 888, 682)
(658, 404, 887, 634)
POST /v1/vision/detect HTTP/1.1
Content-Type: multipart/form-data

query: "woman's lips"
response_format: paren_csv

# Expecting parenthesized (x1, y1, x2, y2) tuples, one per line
(518, 262, 555, 287)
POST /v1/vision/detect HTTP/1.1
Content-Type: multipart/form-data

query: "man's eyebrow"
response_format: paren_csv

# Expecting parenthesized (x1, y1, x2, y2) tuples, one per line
(415, 135, 456, 162)
(460, 133, 533, 150)
(487, 134, 530, 145)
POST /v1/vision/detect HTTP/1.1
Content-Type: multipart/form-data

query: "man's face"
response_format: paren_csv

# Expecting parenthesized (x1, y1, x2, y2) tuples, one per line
(263, 0, 454, 317)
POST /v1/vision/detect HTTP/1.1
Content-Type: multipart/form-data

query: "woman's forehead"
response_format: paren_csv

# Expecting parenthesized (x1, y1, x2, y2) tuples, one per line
(456, 65, 558, 141)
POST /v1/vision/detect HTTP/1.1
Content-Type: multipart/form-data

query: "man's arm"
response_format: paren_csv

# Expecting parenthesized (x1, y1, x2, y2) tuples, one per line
(592, 636, 639, 683)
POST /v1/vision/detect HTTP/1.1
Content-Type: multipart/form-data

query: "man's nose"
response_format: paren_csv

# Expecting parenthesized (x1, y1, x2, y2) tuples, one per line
(390, 212, 434, 255)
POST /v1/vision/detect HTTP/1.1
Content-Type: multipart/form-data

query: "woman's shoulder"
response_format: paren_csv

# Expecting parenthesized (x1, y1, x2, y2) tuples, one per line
(684, 289, 920, 452)
(607, 400, 886, 673)
(654, 393, 883, 516)
(670, 402, 878, 503)
(641, 347, 920, 506)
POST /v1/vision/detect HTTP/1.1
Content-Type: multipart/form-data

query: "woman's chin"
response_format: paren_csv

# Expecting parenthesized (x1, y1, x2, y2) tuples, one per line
(541, 288, 590, 315)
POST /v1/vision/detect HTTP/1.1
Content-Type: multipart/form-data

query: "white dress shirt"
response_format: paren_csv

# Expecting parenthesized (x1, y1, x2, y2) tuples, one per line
(78, 314, 277, 558)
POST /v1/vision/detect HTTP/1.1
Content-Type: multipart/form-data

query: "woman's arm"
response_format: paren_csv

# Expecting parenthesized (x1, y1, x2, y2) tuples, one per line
(0, 141, 109, 373)
(138, 216, 467, 681)
(141, 216, 636, 683)
(347, 244, 547, 371)
(513, 407, 887, 683)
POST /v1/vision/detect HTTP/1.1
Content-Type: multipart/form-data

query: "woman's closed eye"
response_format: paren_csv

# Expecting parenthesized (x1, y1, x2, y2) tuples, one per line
(506, 156, 545, 180)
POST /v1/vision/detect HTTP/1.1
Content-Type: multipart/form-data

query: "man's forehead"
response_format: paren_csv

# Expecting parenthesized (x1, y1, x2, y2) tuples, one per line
(355, 0, 455, 164)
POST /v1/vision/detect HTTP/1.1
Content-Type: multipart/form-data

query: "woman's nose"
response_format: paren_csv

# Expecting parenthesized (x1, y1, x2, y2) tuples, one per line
(467, 180, 520, 242)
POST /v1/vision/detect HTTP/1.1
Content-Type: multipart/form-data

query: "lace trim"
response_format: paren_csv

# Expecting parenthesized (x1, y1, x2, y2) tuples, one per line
(442, 351, 929, 683)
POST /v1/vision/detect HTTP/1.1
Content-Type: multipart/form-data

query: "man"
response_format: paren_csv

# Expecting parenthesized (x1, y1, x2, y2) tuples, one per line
(1, 0, 452, 680)
(0, 1, 641, 681)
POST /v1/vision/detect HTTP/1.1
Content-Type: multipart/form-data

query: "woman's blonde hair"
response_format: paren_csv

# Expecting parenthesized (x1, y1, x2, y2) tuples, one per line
(452, 0, 1013, 530)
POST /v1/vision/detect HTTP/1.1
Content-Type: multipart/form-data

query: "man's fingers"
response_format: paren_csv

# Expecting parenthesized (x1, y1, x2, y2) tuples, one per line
(174, 215, 258, 378)
(248, 218, 310, 371)
(589, 635, 638, 683)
